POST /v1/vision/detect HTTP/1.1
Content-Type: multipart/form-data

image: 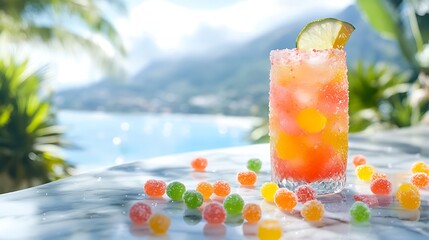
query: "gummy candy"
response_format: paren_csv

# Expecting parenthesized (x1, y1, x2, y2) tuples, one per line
(149, 213, 170, 234)
(301, 200, 324, 221)
(260, 182, 279, 202)
(355, 165, 375, 182)
(395, 183, 419, 199)
(144, 179, 166, 197)
(129, 202, 152, 224)
(213, 180, 231, 197)
(350, 201, 371, 223)
(295, 185, 317, 203)
(274, 188, 297, 211)
(396, 183, 420, 210)
(353, 195, 379, 208)
(166, 181, 186, 201)
(370, 172, 387, 183)
(410, 172, 429, 189)
(202, 202, 226, 224)
(237, 171, 257, 186)
(242, 203, 262, 223)
(411, 161, 429, 174)
(257, 219, 282, 240)
(196, 182, 214, 200)
(191, 157, 208, 171)
(223, 193, 245, 215)
(183, 190, 204, 209)
(352, 154, 366, 167)
(370, 178, 392, 195)
(247, 158, 262, 172)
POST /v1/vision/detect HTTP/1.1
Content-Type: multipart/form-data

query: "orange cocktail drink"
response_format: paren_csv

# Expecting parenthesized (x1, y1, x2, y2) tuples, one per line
(269, 48, 348, 194)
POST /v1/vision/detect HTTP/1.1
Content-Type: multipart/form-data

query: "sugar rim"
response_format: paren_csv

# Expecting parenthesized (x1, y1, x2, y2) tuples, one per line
(270, 48, 346, 65)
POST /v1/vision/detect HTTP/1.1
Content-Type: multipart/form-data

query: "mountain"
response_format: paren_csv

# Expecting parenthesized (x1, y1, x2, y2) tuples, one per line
(55, 5, 407, 116)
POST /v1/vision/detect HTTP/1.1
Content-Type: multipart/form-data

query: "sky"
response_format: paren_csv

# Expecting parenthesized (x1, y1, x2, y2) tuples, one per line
(15, 0, 354, 90)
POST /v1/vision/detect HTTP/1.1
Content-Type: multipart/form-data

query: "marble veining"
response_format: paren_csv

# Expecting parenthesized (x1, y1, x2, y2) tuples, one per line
(0, 127, 429, 239)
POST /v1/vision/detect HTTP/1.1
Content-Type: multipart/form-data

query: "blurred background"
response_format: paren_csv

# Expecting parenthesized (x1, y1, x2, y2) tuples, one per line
(0, 0, 428, 193)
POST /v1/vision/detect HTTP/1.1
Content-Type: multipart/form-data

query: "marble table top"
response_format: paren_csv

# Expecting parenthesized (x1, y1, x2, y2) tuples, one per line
(1, 126, 429, 240)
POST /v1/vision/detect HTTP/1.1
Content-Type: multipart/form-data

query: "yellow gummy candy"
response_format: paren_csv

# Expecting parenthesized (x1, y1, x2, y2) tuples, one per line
(411, 161, 429, 175)
(355, 164, 375, 182)
(260, 182, 279, 202)
(297, 108, 327, 133)
(396, 184, 420, 210)
(258, 219, 282, 240)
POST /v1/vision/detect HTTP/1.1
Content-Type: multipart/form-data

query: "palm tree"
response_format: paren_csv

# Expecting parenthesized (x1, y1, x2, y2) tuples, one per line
(0, 0, 126, 68)
(0, 0, 126, 193)
(0, 59, 73, 193)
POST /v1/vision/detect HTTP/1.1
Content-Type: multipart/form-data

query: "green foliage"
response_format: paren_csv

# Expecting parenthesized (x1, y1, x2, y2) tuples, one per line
(0, 58, 72, 193)
(356, 0, 429, 73)
(348, 61, 420, 132)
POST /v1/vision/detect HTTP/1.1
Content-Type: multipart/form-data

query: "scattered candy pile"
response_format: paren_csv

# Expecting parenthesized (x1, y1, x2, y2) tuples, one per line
(129, 156, 428, 237)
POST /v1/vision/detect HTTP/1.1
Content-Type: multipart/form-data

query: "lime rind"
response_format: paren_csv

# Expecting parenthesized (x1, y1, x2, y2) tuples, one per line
(296, 18, 355, 50)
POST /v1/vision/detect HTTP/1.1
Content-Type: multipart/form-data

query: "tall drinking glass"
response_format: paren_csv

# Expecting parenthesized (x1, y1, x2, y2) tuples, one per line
(269, 48, 348, 195)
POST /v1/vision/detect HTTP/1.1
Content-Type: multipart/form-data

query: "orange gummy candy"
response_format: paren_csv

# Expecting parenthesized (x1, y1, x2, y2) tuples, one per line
(352, 154, 366, 167)
(213, 180, 231, 197)
(237, 171, 257, 186)
(242, 203, 262, 223)
(274, 188, 297, 211)
(410, 172, 429, 189)
(370, 172, 388, 183)
(196, 182, 214, 199)
(191, 157, 208, 171)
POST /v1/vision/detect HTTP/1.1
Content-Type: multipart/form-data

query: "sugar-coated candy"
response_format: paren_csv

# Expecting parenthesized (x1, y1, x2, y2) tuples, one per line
(242, 203, 262, 223)
(166, 181, 186, 201)
(196, 182, 213, 200)
(410, 172, 429, 189)
(411, 161, 429, 174)
(396, 183, 420, 210)
(301, 200, 324, 221)
(370, 172, 387, 183)
(352, 154, 366, 167)
(355, 165, 375, 182)
(354, 195, 379, 208)
(395, 183, 419, 199)
(274, 188, 297, 211)
(257, 219, 282, 240)
(223, 193, 245, 215)
(129, 202, 152, 224)
(237, 171, 257, 186)
(149, 213, 170, 234)
(350, 201, 371, 223)
(213, 180, 231, 197)
(260, 182, 279, 202)
(191, 157, 208, 171)
(144, 179, 166, 197)
(295, 185, 317, 203)
(183, 190, 204, 209)
(203, 202, 226, 224)
(370, 178, 392, 195)
(247, 158, 262, 172)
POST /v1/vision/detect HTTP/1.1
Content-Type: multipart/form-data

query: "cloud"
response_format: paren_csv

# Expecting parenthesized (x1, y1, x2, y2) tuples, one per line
(114, 0, 354, 75)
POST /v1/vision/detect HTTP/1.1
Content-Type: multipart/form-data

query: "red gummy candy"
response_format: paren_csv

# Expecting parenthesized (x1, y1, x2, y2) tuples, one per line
(129, 202, 152, 224)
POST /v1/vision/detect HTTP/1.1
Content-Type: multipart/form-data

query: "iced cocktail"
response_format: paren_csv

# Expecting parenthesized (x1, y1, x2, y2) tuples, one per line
(269, 48, 348, 195)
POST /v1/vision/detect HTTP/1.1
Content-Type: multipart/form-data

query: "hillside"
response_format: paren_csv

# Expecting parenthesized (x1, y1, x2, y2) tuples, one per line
(55, 5, 407, 116)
